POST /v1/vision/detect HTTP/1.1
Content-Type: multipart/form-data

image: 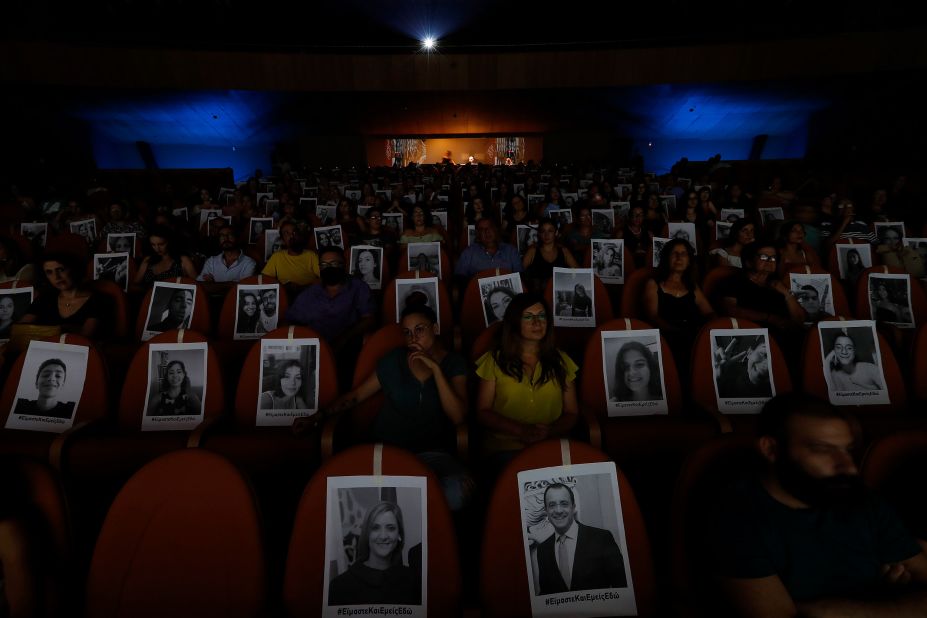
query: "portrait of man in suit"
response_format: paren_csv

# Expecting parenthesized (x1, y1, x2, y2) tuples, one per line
(536, 483, 627, 595)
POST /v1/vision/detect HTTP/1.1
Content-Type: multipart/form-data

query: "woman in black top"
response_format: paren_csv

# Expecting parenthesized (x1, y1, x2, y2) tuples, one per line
(719, 242, 806, 333)
(522, 219, 578, 294)
(19, 252, 112, 339)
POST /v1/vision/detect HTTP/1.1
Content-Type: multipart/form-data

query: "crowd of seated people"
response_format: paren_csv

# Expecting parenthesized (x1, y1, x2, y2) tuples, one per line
(2, 158, 927, 611)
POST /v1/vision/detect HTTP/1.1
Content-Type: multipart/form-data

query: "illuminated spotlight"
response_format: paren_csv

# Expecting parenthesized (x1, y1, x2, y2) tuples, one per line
(421, 37, 437, 51)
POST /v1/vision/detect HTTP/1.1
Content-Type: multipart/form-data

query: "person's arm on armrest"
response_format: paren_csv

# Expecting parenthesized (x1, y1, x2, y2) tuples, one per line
(323, 371, 382, 417)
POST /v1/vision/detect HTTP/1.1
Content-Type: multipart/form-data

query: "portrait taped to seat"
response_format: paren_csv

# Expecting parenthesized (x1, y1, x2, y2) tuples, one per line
(868, 273, 914, 329)
(788, 273, 835, 324)
(256, 338, 319, 427)
(395, 277, 441, 334)
(351, 245, 384, 291)
(591, 239, 625, 285)
(407, 242, 441, 278)
(142, 282, 197, 341)
(710, 329, 777, 414)
(315, 225, 345, 251)
(0, 287, 34, 345)
(518, 462, 636, 616)
(552, 268, 595, 328)
(93, 252, 130, 291)
(818, 320, 889, 406)
(6, 340, 88, 433)
(235, 284, 280, 340)
(324, 475, 427, 617)
(479, 272, 524, 327)
(141, 342, 207, 431)
(601, 329, 668, 416)
(107, 232, 136, 258)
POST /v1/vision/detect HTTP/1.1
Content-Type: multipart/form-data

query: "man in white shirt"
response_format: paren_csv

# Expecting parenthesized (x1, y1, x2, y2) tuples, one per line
(258, 287, 278, 333)
(535, 483, 627, 595)
(198, 225, 256, 283)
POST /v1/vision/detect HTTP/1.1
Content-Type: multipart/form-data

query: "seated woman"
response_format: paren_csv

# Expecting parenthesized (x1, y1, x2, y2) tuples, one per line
(709, 219, 755, 268)
(718, 242, 806, 334)
(643, 239, 716, 369)
(502, 195, 536, 236)
(619, 205, 652, 269)
(133, 226, 198, 286)
(564, 206, 610, 260)
(148, 360, 202, 416)
(19, 252, 112, 339)
(327, 501, 420, 606)
(522, 219, 579, 295)
(776, 220, 822, 273)
(323, 304, 471, 510)
(475, 293, 578, 462)
(398, 205, 444, 245)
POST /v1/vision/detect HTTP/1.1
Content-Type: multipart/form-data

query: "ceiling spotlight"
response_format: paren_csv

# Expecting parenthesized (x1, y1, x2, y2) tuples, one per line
(422, 37, 436, 51)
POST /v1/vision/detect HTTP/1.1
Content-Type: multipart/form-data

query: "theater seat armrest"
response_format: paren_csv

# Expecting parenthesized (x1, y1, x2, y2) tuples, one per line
(49, 418, 108, 472)
(455, 422, 469, 462)
(579, 407, 602, 449)
(321, 413, 350, 460)
(187, 415, 226, 448)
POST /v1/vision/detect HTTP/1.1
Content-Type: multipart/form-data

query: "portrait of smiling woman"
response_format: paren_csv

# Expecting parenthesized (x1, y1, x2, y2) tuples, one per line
(327, 501, 420, 606)
(260, 359, 308, 410)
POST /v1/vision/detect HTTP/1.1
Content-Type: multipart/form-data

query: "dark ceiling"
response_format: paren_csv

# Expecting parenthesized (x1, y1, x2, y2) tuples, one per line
(5, 0, 923, 53)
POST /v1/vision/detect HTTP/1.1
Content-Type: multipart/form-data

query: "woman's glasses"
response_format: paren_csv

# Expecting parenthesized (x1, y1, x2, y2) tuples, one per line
(402, 323, 431, 339)
(521, 312, 548, 323)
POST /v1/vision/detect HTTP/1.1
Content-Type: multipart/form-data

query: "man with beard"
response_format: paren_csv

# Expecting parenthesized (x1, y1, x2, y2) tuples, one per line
(197, 225, 256, 283)
(286, 247, 375, 389)
(257, 288, 278, 333)
(262, 222, 320, 289)
(711, 394, 927, 616)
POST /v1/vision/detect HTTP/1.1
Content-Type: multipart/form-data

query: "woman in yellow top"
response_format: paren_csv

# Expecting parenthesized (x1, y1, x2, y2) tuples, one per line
(475, 293, 579, 455)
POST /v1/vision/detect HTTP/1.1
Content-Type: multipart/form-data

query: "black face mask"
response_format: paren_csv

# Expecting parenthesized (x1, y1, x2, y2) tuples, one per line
(320, 266, 347, 287)
(775, 454, 865, 508)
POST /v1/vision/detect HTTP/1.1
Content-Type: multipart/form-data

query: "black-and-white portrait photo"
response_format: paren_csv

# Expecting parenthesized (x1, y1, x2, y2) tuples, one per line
(563, 193, 579, 208)
(818, 320, 889, 405)
(323, 476, 427, 616)
(431, 210, 448, 229)
(264, 200, 280, 216)
(382, 212, 404, 234)
(316, 204, 337, 226)
(350, 245, 384, 291)
(652, 237, 670, 267)
(479, 272, 524, 327)
(835, 244, 872, 283)
(715, 221, 732, 240)
(616, 184, 632, 201)
(93, 253, 130, 291)
(591, 209, 615, 237)
(868, 273, 914, 328)
(207, 214, 232, 236)
(719, 208, 745, 223)
(517, 225, 539, 255)
(0, 288, 34, 344)
(658, 194, 676, 216)
(614, 202, 631, 220)
(710, 329, 776, 413)
(107, 233, 136, 257)
(199, 208, 222, 227)
(601, 329, 668, 416)
(6, 341, 88, 433)
(264, 229, 282, 262)
(142, 342, 207, 430)
(548, 209, 573, 230)
(345, 189, 361, 201)
(395, 277, 440, 332)
(255, 192, 274, 215)
(527, 194, 545, 211)
(172, 207, 189, 221)
(552, 268, 595, 328)
(875, 222, 906, 249)
(256, 338, 319, 426)
(69, 218, 96, 244)
(668, 222, 698, 254)
(235, 284, 279, 339)
(314, 225, 344, 250)
(20, 222, 47, 247)
(407, 242, 441, 276)
(142, 282, 196, 341)
(592, 239, 625, 285)
(518, 462, 636, 617)
(788, 273, 835, 323)
(906, 238, 927, 264)
(758, 207, 785, 226)
(249, 218, 273, 245)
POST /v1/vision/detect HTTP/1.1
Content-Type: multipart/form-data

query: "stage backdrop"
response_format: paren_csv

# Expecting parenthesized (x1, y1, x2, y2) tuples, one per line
(366, 137, 543, 167)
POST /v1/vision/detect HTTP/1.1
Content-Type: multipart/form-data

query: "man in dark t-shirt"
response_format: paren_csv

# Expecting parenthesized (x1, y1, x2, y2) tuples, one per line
(709, 394, 927, 616)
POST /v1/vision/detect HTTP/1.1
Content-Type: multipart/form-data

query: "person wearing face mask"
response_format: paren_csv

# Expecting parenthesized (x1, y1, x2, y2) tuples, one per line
(286, 247, 376, 389)
(197, 225, 256, 283)
(708, 394, 927, 616)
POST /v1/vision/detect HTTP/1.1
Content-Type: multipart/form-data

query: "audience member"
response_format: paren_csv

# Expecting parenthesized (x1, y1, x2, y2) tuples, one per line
(134, 226, 198, 285)
(710, 219, 755, 268)
(719, 242, 805, 334)
(0, 237, 34, 283)
(522, 219, 578, 294)
(398, 205, 443, 245)
(776, 220, 821, 273)
(455, 218, 522, 280)
(197, 225, 256, 283)
(261, 221, 320, 288)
